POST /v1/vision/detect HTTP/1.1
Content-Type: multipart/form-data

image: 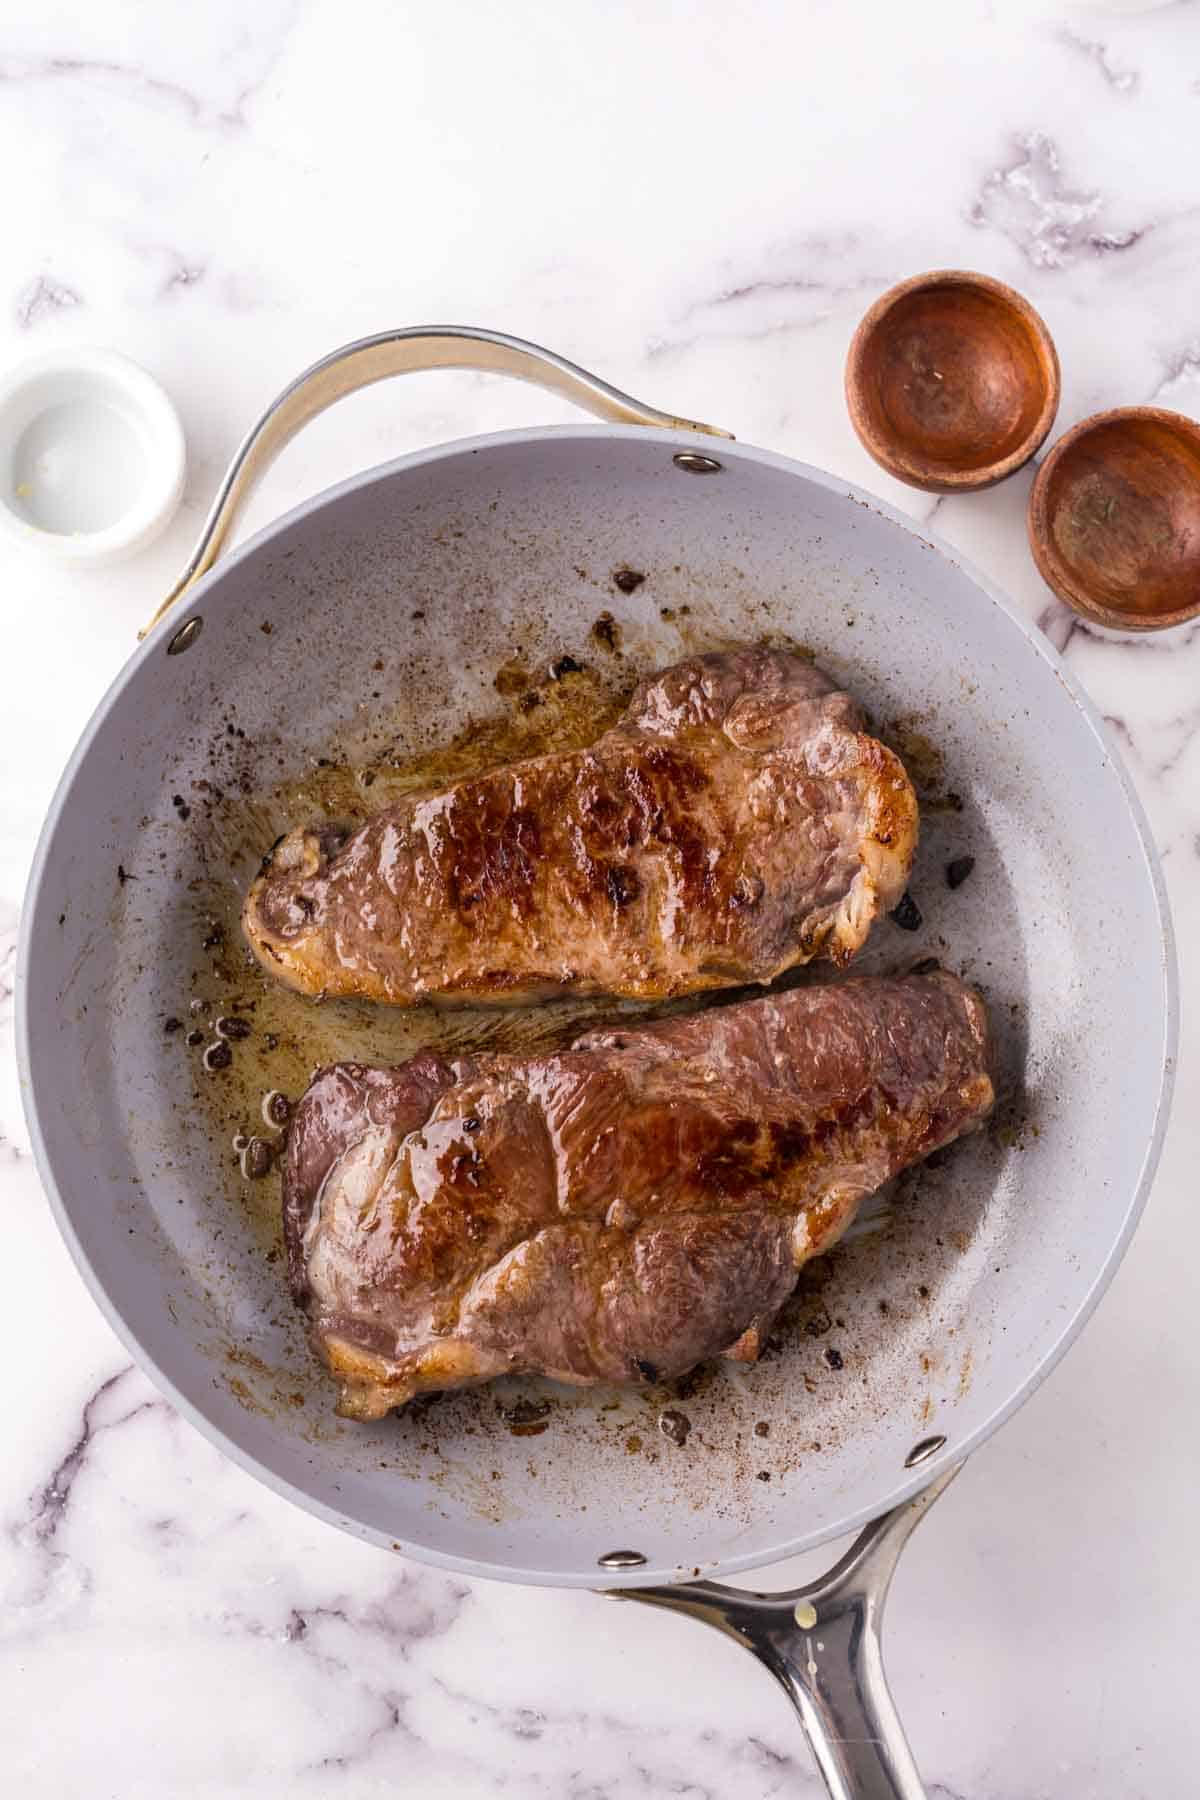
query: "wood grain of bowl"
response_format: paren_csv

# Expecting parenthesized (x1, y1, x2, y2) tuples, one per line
(846, 270, 1060, 494)
(1028, 406, 1200, 632)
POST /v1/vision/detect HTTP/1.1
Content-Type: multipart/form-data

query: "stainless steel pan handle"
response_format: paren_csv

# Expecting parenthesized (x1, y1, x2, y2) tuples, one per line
(142, 325, 732, 637)
(616, 1467, 960, 1800)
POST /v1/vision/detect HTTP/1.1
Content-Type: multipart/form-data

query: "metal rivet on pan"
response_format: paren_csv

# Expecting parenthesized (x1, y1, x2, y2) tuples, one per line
(672, 451, 723, 475)
(793, 1601, 818, 1629)
(597, 1549, 647, 1570)
(166, 616, 203, 655)
(905, 1434, 947, 1468)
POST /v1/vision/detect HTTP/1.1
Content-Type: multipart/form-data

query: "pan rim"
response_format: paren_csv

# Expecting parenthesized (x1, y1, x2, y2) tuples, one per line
(17, 421, 1179, 1588)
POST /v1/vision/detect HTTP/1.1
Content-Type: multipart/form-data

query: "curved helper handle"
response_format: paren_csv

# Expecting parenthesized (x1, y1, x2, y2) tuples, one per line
(142, 325, 732, 637)
(615, 1466, 960, 1800)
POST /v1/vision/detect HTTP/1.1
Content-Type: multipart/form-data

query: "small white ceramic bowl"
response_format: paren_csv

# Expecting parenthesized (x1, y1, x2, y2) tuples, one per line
(0, 347, 185, 566)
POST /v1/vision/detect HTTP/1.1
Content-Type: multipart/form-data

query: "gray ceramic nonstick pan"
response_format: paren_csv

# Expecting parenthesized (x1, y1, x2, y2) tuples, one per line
(17, 330, 1176, 1800)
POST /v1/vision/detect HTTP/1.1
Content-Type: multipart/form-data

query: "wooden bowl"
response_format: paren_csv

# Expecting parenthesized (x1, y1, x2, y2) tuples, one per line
(845, 270, 1060, 493)
(1028, 407, 1200, 631)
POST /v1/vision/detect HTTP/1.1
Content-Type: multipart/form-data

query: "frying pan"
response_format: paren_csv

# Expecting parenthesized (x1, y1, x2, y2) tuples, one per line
(17, 329, 1176, 1799)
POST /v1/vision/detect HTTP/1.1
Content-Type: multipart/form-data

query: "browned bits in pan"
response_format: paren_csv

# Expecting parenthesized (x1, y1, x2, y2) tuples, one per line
(669, 1367, 705, 1401)
(404, 1392, 444, 1422)
(889, 892, 923, 932)
(240, 1137, 274, 1179)
(203, 1040, 233, 1073)
(216, 1015, 252, 1040)
(659, 1409, 692, 1447)
(589, 612, 621, 653)
(946, 856, 976, 890)
(612, 568, 646, 594)
(493, 660, 530, 698)
(498, 1397, 551, 1438)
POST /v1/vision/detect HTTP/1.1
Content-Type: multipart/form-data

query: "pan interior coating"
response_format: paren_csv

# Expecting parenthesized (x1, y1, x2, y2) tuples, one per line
(20, 428, 1172, 1585)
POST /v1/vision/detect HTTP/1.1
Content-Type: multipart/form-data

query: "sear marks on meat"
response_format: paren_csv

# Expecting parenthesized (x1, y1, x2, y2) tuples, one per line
(245, 649, 918, 1006)
(283, 973, 993, 1419)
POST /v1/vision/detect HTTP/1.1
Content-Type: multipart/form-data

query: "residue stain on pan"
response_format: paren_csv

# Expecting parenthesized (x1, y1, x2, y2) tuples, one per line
(884, 713, 945, 793)
(881, 711, 964, 815)
(143, 603, 1021, 1529)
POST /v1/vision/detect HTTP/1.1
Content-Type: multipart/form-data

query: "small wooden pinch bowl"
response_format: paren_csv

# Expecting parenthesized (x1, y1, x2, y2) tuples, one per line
(1028, 406, 1200, 631)
(846, 270, 1060, 493)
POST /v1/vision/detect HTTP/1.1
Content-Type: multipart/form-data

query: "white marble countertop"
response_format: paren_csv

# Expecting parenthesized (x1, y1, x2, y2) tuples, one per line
(2, 3, 1198, 1794)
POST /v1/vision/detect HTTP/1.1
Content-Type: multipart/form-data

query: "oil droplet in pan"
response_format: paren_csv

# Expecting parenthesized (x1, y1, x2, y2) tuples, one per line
(262, 1090, 291, 1129)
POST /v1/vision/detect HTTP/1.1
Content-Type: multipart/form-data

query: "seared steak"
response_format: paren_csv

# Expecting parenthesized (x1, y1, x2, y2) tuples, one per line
(245, 649, 917, 1005)
(284, 973, 992, 1418)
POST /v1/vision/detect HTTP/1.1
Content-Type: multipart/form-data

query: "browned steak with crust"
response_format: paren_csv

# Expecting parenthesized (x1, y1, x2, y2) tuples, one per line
(245, 649, 917, 1006)
(284, 972, 992, 1419)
